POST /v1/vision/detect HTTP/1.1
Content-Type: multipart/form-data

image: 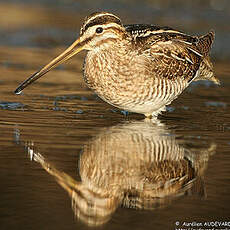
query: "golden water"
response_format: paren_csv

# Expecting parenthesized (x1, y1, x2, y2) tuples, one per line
(1, 1, 230, 229)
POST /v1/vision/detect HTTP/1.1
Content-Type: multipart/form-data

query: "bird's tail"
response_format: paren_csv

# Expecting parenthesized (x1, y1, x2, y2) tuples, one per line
(197, 30, 215, 57)
(194, 30, 220, 84)
(195, 56, 220, 85)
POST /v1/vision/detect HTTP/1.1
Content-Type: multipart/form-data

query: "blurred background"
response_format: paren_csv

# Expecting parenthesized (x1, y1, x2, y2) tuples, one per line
(0, 0, 229, 61)
(0, 1, 230, 230)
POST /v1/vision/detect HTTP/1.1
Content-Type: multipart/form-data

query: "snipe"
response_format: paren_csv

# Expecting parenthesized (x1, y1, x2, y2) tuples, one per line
(15, 12, 219, 118)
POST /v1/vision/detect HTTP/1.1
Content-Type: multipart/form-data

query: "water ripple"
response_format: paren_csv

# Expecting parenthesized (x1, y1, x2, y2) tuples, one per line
(0, 101, 25, 110)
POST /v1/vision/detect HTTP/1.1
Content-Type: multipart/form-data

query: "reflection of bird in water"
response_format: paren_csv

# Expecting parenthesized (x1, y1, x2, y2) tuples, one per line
(25, 121, 216, 226)
(15, 12, 219, 118)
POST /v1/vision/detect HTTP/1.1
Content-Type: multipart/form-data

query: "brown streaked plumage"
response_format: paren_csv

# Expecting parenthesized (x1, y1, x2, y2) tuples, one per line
(14, 12, 219, 118)
(24, 121, 216, 226)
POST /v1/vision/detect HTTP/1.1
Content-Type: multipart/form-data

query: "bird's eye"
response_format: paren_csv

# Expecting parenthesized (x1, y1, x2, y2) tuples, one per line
(96, 27, 103, 34)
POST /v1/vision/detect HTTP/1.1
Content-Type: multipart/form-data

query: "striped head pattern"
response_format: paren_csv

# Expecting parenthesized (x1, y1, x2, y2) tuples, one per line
(14, 12, 124, 94)
(79, 12, 125, 50)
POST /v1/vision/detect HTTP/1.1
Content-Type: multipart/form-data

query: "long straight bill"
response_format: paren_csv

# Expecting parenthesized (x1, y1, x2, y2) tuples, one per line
(14, 38, 83, 94)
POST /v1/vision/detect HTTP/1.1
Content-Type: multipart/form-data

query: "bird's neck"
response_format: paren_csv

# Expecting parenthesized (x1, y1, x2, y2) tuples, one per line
(83, 39, 135, 89)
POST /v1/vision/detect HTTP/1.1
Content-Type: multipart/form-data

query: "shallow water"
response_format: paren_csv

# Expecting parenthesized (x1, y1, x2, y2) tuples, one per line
(1, 1, 230, 230)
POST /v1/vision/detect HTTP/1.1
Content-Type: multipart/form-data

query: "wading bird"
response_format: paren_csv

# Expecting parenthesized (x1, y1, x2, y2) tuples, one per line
(15, 12, 219, 118)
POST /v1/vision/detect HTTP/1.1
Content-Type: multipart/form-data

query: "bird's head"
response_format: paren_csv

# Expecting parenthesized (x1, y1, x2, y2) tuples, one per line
(80, 12, 125, 50)
(14, 12, 125, 94)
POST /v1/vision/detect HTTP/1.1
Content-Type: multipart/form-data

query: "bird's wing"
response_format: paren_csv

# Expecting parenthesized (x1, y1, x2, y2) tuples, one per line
(149, 37, 201, 82)
(126, 24, 214, 82)
(148, 31, 214, 82)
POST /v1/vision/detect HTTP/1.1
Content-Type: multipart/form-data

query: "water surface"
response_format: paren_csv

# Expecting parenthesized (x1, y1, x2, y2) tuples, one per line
(1, 1, 230, 229)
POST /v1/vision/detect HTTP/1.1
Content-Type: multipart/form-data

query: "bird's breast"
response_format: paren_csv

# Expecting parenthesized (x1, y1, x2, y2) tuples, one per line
(82, 48, 188, 115)
(83, 48, 144, 88)
(83, 48, 151, 102)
